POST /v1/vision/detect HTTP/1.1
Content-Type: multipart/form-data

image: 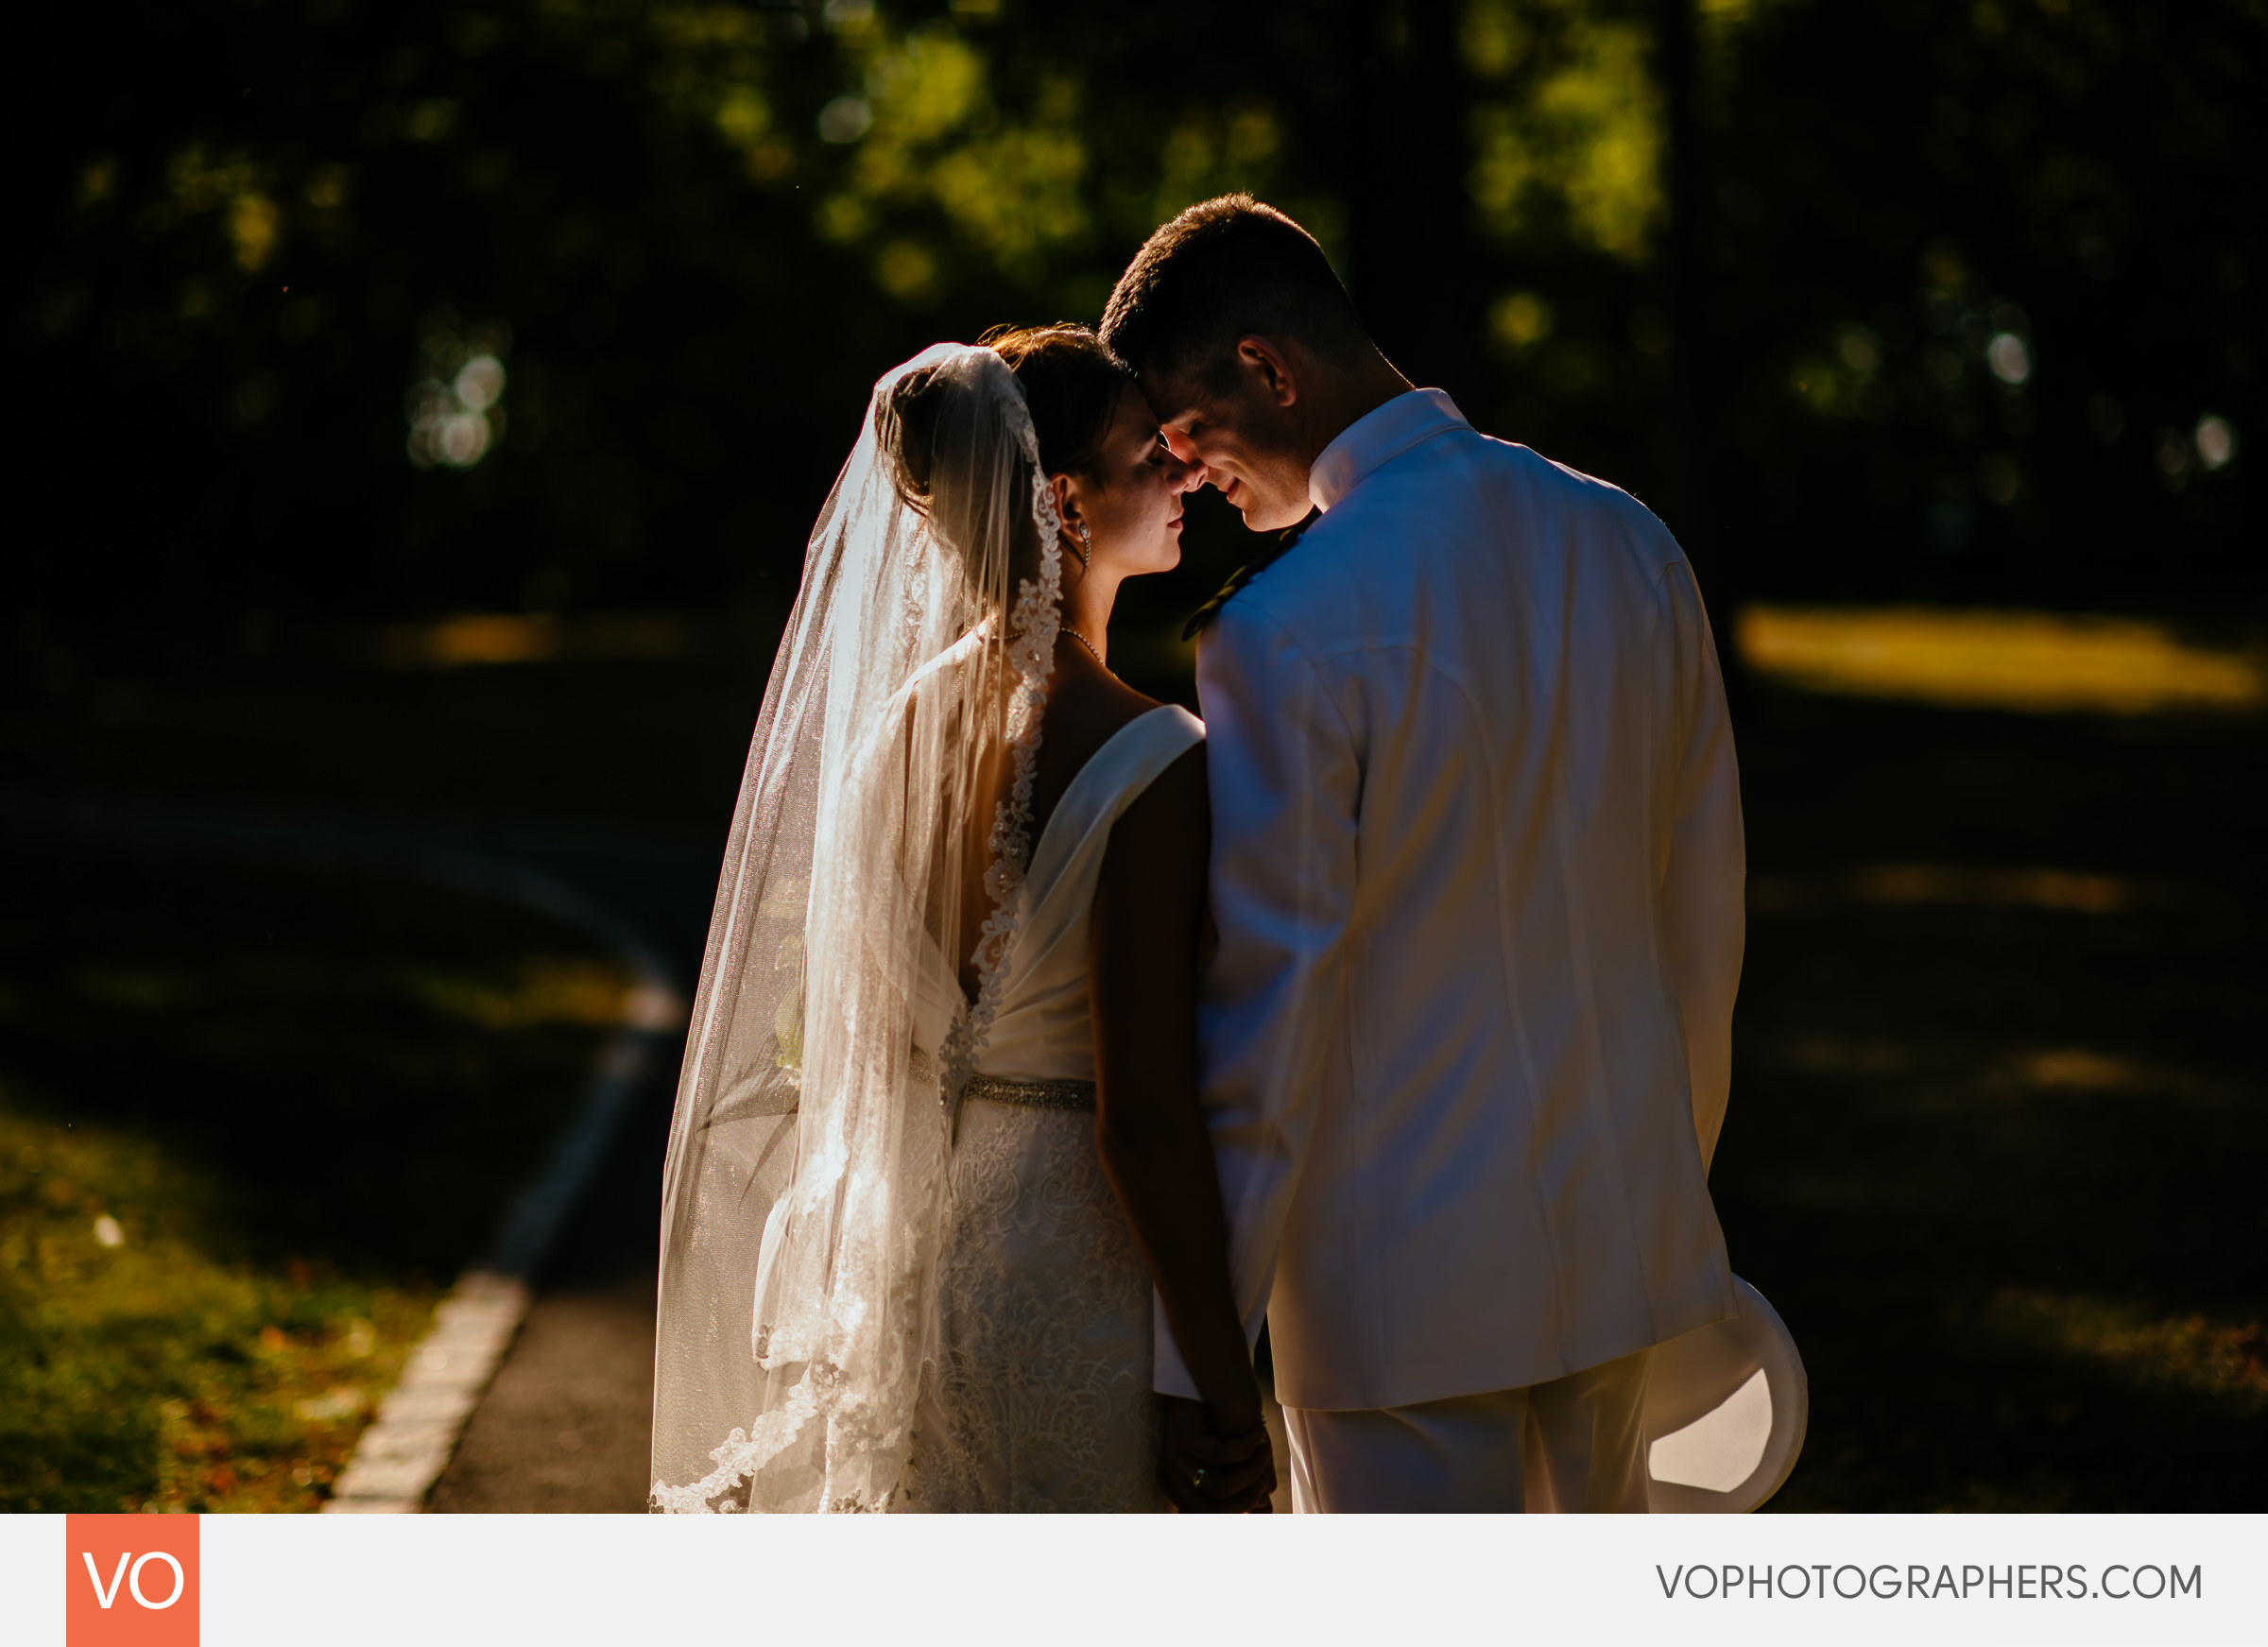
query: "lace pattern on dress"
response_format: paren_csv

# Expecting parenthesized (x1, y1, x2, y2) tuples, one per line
(897, 1100, 1162, 1513)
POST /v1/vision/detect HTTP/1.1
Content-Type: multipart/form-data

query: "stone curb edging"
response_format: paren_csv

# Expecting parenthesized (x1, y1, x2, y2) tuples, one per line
(326, 1011, 676, 1510)
(321, 1272, 530, 1510)
(0, 794, 686, 1515)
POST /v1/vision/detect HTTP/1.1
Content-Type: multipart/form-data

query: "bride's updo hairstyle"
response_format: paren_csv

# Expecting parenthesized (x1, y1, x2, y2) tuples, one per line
(880, 360, 984, 517)
(882, 325, 1125, 507)
(980, 323, 1130, 485)
(875, 350, 1042, 619)
(878, 325, 1128, 610)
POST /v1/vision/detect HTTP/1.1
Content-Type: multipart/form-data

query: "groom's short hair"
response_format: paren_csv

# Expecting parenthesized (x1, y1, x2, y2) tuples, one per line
(1101, 196, 1371, 393)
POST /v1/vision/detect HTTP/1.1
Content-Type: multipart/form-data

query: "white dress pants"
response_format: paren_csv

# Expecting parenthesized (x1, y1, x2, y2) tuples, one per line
(1280, 1347, 1653, 1513)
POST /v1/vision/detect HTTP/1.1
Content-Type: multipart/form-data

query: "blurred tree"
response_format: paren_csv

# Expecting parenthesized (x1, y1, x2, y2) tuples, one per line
(1699, 0, 2260, 608)
(7, 0, 2259, 621)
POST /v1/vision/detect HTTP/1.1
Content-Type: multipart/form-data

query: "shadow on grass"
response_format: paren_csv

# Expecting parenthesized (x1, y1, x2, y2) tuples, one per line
(0, 847, 637, 1512)
(1719, 693, 2267, 1510)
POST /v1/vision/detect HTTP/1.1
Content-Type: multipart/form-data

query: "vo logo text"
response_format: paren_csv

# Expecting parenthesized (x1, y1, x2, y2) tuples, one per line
(65, 1515, 198, 1646)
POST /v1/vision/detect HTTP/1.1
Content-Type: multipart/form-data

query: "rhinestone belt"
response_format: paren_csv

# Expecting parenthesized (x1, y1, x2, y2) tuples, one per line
(960, 1072, 1097, 1113)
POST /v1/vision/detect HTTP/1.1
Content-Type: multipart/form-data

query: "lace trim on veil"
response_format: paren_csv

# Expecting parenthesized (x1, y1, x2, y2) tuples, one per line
(936, 415, 1064, 1126)
(650, 1381, 823, 1515)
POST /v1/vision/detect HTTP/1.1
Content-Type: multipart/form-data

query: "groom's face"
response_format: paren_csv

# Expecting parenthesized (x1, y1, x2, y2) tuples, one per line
(1141, 341, 1315, 534)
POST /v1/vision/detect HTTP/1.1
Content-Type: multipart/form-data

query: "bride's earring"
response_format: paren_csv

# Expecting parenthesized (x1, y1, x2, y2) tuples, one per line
(1064, 519, 1091, 570)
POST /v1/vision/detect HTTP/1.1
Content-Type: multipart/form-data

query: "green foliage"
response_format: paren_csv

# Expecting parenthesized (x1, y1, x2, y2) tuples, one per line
(1703, 0, 2260, 600)
(1466, 0, 1668, 261)
(10, 0, 2260, 618)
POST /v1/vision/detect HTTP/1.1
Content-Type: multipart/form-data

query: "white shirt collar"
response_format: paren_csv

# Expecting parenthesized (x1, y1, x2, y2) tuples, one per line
(1308, 388, 1470, 513)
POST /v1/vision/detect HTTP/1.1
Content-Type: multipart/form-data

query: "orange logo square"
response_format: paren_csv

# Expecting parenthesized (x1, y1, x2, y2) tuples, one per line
(65, 1515, 198, 1646)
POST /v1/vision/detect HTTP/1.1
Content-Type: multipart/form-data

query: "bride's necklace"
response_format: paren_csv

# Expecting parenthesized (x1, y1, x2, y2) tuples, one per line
(1064, 626, 1109, 671)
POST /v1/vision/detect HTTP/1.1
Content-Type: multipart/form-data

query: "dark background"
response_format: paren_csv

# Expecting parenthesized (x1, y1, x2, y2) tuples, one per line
(9, 0, 2260, 628)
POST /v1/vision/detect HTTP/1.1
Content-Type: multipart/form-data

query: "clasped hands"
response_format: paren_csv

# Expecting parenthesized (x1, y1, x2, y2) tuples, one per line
(1160, 1395, 1277, 1513)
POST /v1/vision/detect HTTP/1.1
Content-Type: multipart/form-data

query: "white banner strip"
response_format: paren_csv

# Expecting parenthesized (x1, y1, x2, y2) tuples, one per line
(10, 1512, 2266, 1646)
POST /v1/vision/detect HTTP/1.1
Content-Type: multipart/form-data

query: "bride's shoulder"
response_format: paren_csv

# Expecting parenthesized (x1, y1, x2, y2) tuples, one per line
(1073, 670, 1203, 745)
(1032, 675, 1198, 815)
(1041, 676, 1148, 769)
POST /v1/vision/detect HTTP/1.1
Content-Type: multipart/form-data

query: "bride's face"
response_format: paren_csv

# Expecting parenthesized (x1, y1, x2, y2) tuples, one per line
(1062, 385, 1203, 579)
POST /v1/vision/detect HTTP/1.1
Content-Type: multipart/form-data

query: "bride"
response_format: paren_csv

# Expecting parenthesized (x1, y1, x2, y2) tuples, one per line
(650, 328, 1275, 1513)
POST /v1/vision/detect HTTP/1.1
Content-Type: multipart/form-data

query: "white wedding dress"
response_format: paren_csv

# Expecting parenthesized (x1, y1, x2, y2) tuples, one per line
(654, 345, 1196, 1515)
(898, 703, 1204, 1513)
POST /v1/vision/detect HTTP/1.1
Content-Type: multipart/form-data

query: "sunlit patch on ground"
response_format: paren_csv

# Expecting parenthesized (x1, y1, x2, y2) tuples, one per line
(407, 958, 638, 1032)
(1749, 863, 2161, 914)
(374, 612, 699, 669)
(1990, 1047, 2235, 1104)
(1739, 606, 2268, 716)
(1766, 1038, 2226, 1099)
(1984, 1290, 2268, 1415)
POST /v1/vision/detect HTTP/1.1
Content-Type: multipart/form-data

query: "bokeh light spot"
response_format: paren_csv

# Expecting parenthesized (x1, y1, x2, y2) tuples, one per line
(230, 194, 279, 272)
(406, 321, 509, 471)
(2194, 415, 2238, 471)
(1986, 332, 2031, 385)
(439, 414, 490, 467)
(817, 95, 872, 144)
(1489, 290, 1554, 352)
(454, 354, 506, 412)
(409, 99, 457, 142)
(875, 241, 937, 302)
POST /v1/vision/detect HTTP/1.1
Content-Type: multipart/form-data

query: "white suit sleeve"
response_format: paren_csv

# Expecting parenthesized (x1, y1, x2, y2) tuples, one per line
(1658, 561, 1745, 1174)
(1153, 601, 1360, 1399)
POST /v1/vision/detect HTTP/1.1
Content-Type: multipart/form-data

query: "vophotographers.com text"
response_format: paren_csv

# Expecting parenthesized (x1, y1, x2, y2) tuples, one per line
(1657, 1563, 2203, 1602)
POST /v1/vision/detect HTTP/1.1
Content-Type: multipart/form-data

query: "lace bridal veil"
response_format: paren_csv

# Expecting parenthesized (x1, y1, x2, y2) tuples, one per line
(651, 344, 1066, 1513)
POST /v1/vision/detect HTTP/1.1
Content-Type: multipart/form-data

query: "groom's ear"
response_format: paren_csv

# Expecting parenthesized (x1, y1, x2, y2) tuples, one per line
(1236, 335, 1299, 409)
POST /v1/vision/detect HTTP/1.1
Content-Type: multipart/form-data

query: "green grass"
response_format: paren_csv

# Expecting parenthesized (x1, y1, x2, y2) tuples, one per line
(0, 849, 635, 1512)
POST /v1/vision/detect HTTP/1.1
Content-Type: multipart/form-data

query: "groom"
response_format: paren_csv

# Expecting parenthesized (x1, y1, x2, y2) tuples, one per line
(1101, 197, 1746, 1512)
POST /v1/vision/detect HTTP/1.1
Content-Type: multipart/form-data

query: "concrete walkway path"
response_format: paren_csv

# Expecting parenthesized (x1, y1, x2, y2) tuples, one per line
(421, 831, 712, 1513)
(424, 1018, 679, 1512)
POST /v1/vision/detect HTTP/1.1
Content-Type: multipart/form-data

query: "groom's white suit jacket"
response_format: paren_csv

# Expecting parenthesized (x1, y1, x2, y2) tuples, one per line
(1158, 390, 1744, 1413)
